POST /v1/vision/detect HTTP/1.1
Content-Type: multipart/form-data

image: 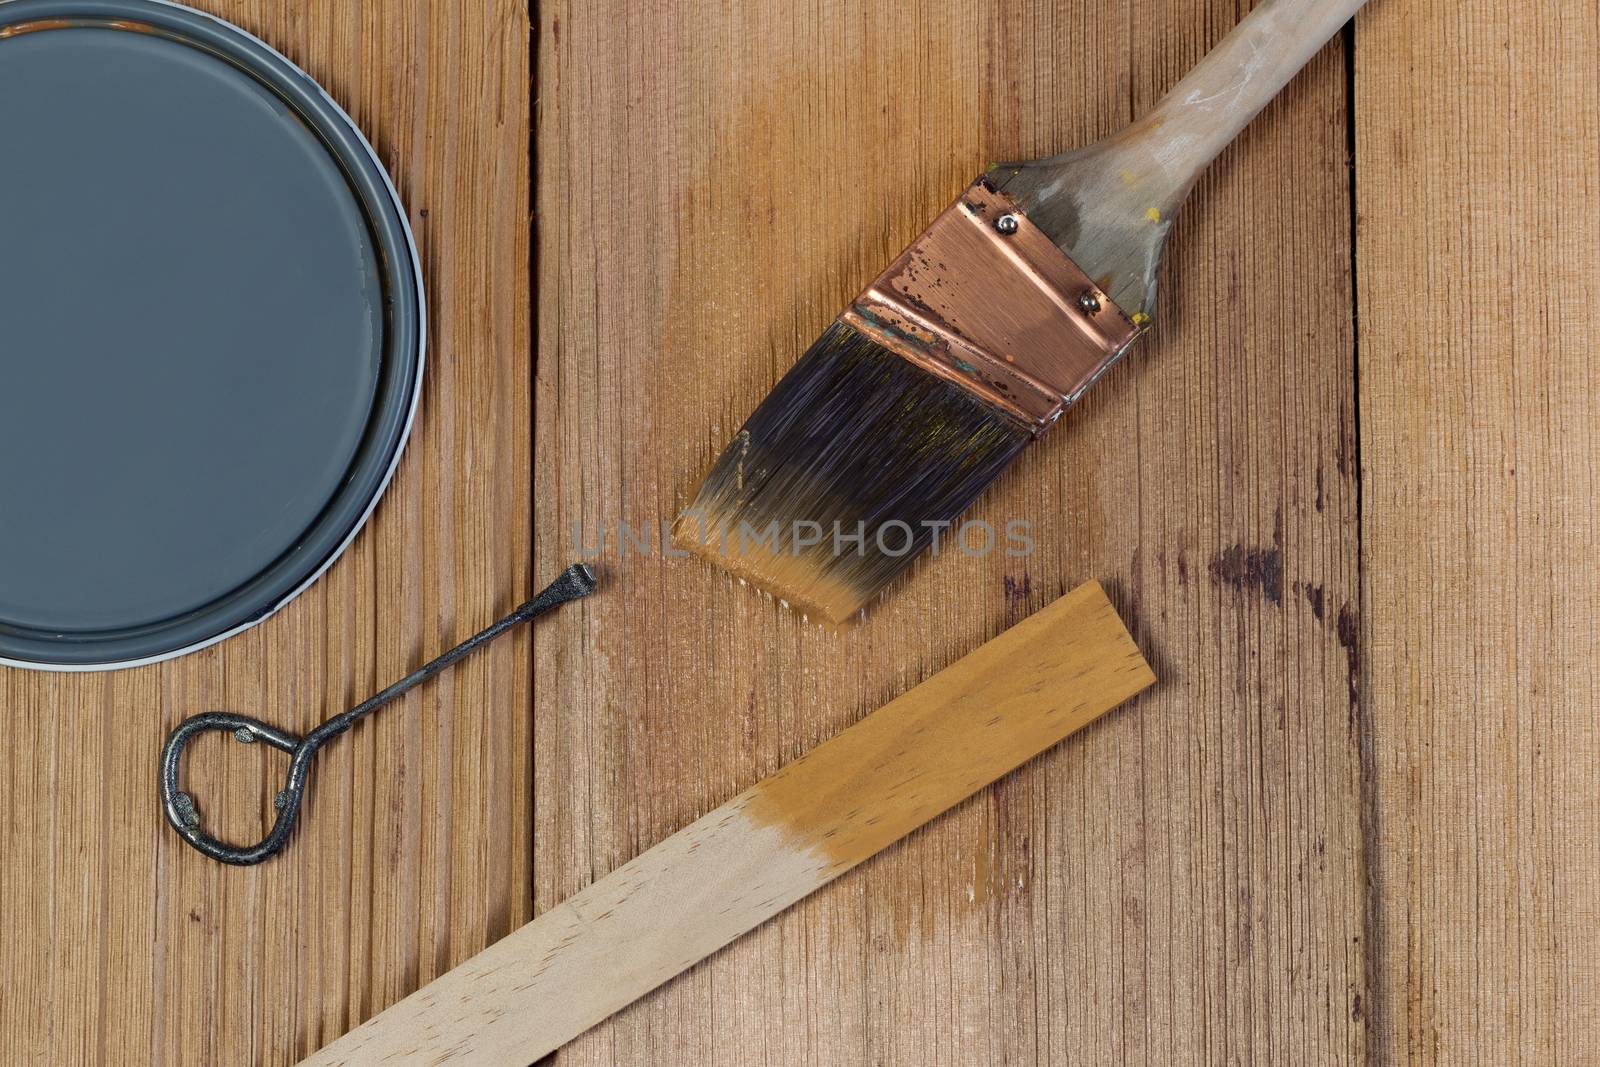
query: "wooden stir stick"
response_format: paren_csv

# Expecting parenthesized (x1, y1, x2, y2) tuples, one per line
(303, 581, 1154, 1065)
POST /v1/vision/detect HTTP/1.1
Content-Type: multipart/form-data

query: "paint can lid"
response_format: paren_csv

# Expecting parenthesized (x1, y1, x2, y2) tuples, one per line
(0, 1, 423, 669)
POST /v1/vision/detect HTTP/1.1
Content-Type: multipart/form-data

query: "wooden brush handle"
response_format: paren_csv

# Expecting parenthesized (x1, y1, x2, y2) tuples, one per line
(989, 0, 1368, 318)
(1131, 0, 1368, 209)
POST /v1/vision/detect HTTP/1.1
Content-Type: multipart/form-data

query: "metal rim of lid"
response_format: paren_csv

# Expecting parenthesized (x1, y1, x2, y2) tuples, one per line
(0, 0, 426, 672)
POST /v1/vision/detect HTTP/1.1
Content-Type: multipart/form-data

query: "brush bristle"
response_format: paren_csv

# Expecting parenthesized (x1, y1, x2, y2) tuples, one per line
(674, 320, 1032, 623)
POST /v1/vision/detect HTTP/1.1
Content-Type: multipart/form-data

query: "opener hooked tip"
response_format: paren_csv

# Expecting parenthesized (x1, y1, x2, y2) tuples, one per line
(548, 561, 599, 604)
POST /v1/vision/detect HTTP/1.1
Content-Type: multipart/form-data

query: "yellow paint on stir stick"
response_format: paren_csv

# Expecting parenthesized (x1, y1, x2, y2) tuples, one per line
(741, 581, 1153, 870)
(303, 582, 1154, 1066)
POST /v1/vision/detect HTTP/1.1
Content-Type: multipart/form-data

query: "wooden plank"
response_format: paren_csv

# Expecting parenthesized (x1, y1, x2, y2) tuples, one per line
(1355, 1, 1600, 1062)
(306, 582, 1154, 1064)
(535, 0, 1364, 1063)
(0, 1, 531, 1062)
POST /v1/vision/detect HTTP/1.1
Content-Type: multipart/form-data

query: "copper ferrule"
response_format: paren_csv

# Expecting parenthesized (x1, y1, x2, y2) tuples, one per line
(840, 179, 1141, 431)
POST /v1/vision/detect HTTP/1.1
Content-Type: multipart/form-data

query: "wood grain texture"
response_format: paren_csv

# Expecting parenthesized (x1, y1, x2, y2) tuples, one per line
(32, 0, 1581, 1061)
(536, 1, 1363, 1065)
(306, 583, 1153, 1065)
(0, 0, 530, 1062)
(1356, 1, 1600, 1063)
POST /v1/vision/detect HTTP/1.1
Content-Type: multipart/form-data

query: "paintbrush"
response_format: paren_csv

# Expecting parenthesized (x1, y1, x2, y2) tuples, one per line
(676, 0, 1366, 623)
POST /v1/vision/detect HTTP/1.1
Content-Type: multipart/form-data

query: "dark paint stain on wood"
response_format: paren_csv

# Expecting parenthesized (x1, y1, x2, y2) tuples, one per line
(1210, 544, 1283, 604)
(1337, 601, 1360, 713)
(1002, 572, 1034, 627)
(1301, 581, 1326, 620)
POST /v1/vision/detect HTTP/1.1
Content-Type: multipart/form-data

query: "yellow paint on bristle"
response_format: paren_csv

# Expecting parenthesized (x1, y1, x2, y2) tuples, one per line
(1145, 207, 1162, 223)
(1119, 168, 1138, 186)
(1132, 311, 1152, 327)
(670, 518, 864, 627)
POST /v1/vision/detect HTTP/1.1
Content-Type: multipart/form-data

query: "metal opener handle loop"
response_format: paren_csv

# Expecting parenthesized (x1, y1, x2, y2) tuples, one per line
(159, 712, 317, 865)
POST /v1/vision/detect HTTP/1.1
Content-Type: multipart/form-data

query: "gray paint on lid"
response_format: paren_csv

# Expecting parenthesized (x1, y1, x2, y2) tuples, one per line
(0, 0, 424, 668)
